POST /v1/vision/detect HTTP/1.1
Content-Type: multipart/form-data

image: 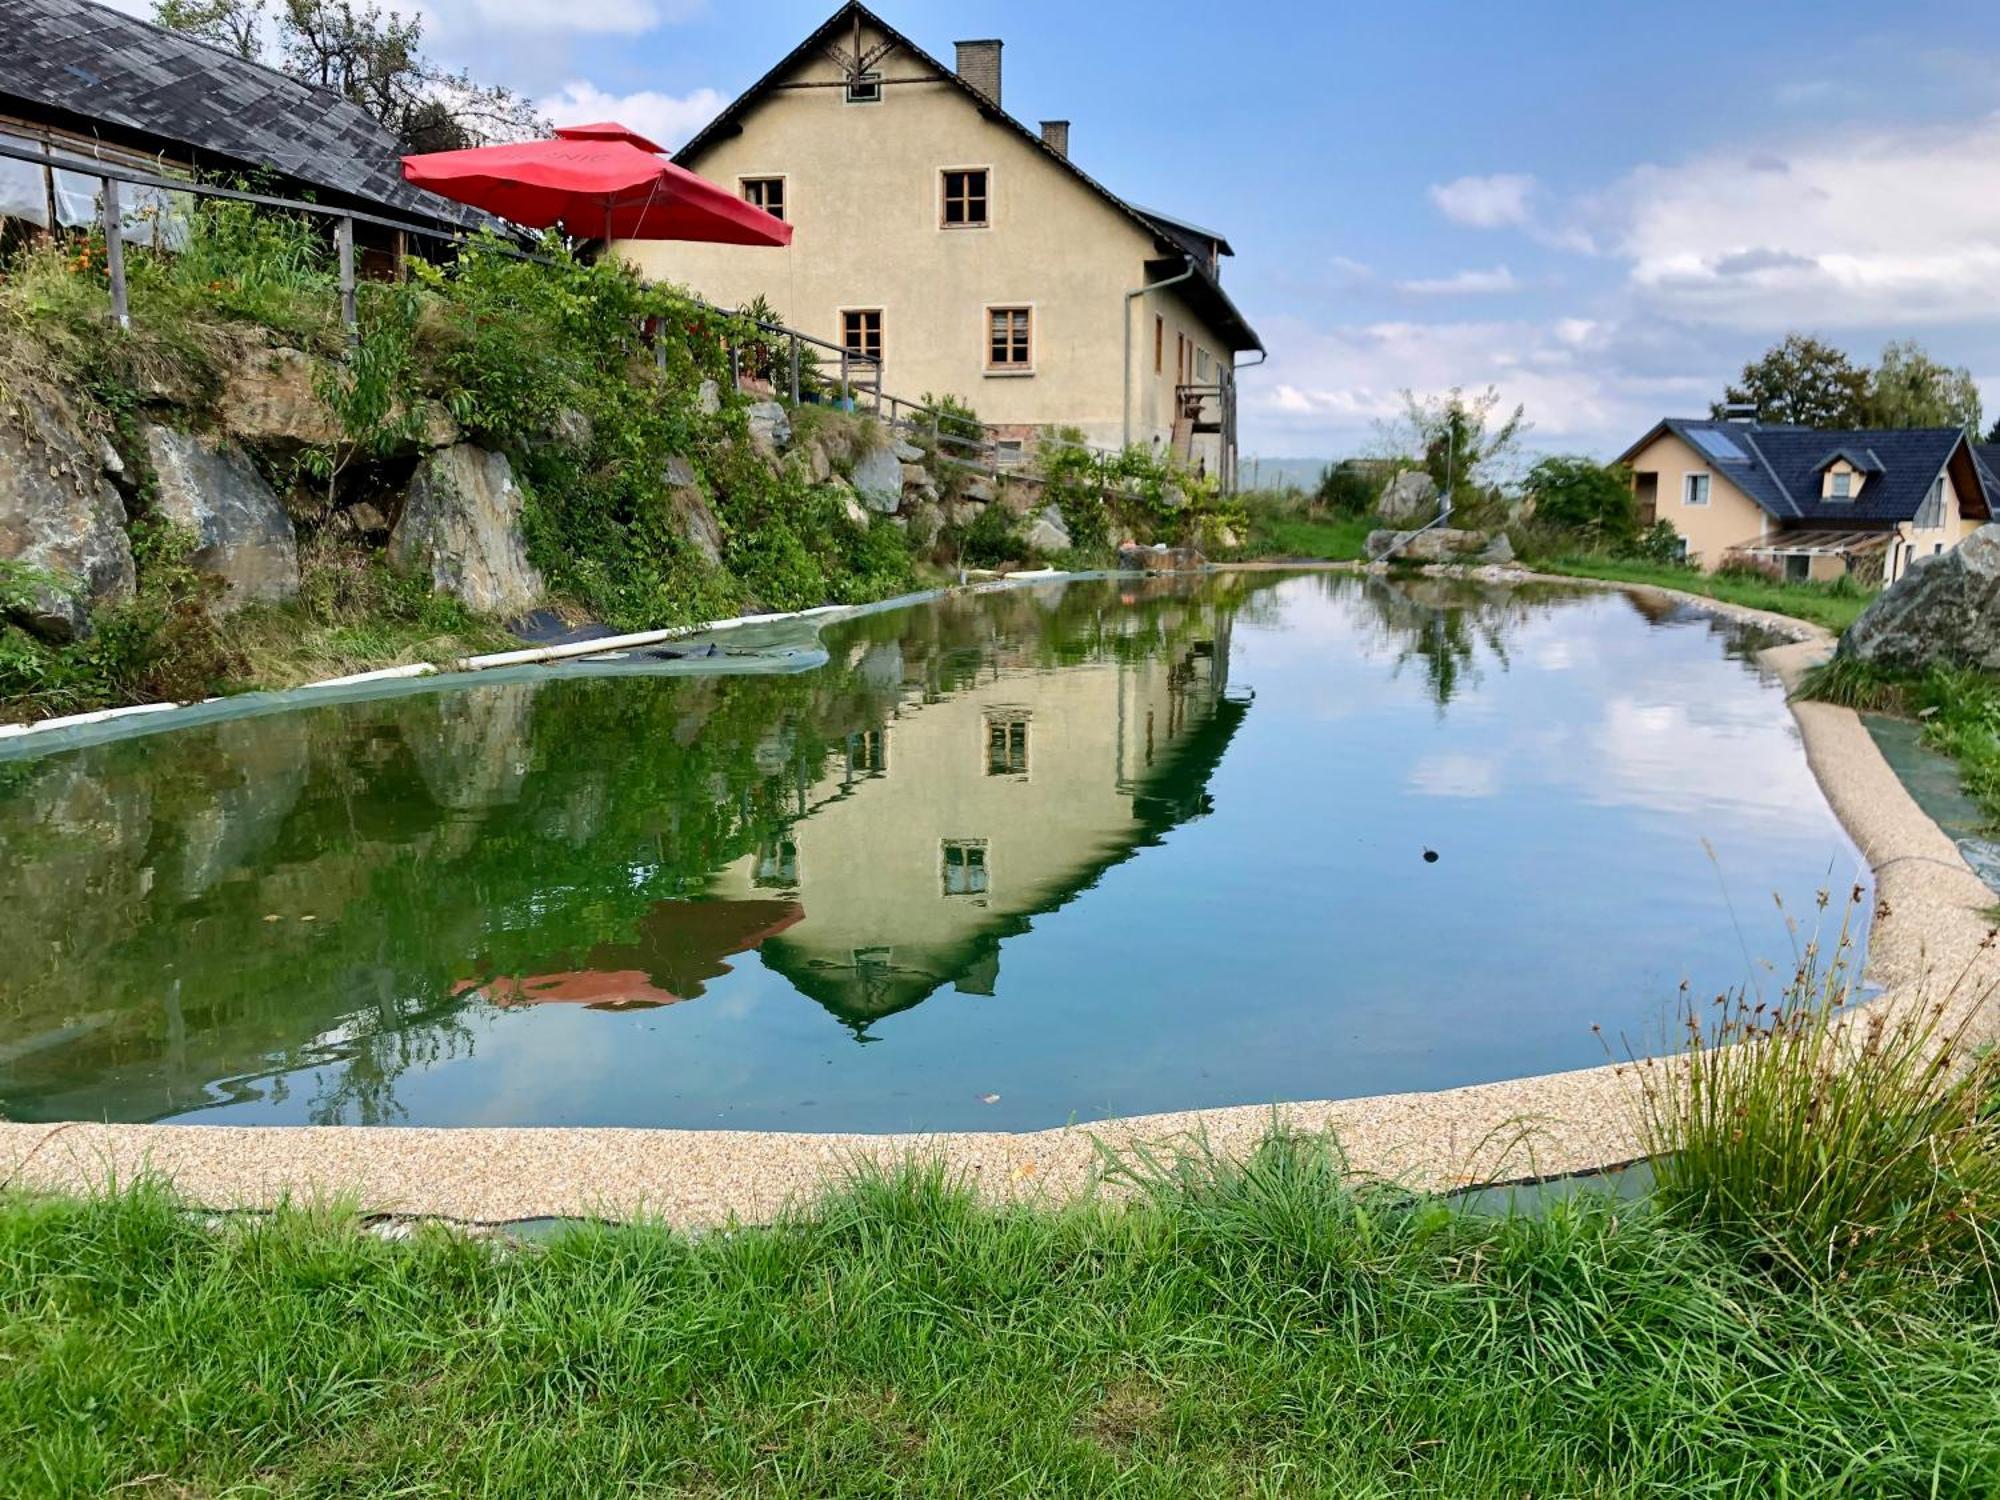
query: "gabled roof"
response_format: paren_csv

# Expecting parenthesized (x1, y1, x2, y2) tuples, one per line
(672, 1, 1261, 353)
(0, 0, 487, 232)
(1620, 417, 1992, 525)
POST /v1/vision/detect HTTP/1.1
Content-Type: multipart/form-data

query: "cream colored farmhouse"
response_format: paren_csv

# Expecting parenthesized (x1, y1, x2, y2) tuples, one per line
(1618, 418, 1995, 585)
(618, 2, 1262, 481)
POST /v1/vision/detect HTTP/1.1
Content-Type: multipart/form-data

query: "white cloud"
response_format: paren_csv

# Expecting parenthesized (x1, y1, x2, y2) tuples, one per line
(541, 81, 726, 152)
(1599, 114, 2000, 329)
(1394, 265, 1521, 296)
(1430, 173, 1538, 228)
(430, 0, 706, 37)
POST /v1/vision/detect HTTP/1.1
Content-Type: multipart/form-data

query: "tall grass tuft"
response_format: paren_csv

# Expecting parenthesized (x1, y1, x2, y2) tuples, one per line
(1638, 892, 2000, 1296)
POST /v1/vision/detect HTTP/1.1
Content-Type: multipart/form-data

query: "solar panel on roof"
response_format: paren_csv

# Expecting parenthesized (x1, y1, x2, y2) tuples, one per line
(1690, 429, 1748, 462)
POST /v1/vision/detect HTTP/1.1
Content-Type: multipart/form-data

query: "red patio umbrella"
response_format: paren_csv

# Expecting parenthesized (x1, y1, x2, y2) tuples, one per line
(401, 125, 791, 247)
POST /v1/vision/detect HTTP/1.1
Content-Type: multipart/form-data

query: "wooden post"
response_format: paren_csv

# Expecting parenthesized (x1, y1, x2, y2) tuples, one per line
(789, 334, 801, 405)
(335, 216, 357, 343)
(839, 349, 850, 408)
(729, 342, 741, 391)
(100, 176, 129, 331)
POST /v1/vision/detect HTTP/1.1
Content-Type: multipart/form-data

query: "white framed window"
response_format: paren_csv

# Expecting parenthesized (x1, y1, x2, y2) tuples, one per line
(1682, 473, 1710, 507)
(940, 168, 990, 228)
(1829, 470, 1852, 500)
(985, 306, 1033, 373)
(844, 70, 882, 104)
(941, 839, 990, 897)
(739, 176, 785, 221)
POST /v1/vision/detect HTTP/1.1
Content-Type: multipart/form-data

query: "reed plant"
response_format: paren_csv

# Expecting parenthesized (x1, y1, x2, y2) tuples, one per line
(1637, 889, 2000, 1296)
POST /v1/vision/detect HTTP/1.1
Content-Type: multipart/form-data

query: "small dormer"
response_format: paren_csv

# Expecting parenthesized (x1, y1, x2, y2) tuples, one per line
(1814, 446, 1884, 502)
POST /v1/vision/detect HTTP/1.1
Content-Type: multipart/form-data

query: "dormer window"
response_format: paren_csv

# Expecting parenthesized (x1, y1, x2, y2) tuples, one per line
(1829, 470, 1852, 500)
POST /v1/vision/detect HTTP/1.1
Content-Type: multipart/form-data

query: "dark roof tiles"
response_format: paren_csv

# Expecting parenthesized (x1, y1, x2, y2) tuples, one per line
(0, 0, 486, 230)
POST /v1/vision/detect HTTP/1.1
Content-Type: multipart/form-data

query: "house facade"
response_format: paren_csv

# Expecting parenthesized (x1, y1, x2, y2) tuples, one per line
(1617, 418, 1992, 585)
(617, 2, 1262, 481)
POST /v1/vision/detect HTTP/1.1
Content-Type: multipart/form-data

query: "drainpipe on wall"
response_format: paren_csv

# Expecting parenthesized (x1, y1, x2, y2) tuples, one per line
(1228, 348, 1268, 493)
(1123, 258, 1197, 450)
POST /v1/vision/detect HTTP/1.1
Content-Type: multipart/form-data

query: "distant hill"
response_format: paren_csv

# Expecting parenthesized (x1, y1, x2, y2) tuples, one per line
(1238, 457, 1331, 492)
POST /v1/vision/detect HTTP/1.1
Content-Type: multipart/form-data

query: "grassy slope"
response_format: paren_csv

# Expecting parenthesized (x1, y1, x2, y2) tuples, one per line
(1539, 556, 1873, 633)
(1804, 657, 2000, 829)
(1241, 512, 1374, 562)
(4, 1147, 1999, 1498)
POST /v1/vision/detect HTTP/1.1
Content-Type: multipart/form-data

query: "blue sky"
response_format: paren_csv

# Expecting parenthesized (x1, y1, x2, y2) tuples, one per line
(312, 0, 2000, 460)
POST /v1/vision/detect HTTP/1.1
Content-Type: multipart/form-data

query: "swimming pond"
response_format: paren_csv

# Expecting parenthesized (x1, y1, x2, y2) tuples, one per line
(0, 572, 1868, 1131)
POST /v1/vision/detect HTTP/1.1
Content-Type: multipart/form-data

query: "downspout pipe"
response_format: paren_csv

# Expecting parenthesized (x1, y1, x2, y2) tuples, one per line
(1123, 258, 1197, 450)
(1227, 348, 1268, 492)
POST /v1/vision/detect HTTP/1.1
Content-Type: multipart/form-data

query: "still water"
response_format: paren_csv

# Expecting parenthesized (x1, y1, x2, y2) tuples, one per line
(0, 573, 1867, 1131)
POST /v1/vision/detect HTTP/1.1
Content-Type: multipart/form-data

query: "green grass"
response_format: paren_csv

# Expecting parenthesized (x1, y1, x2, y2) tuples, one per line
(1538, 556, 1875, 632)
(1242, 511, 1374, 562)
(6, 1135, 2000, 1497)
(1801, 656, 2000, 828)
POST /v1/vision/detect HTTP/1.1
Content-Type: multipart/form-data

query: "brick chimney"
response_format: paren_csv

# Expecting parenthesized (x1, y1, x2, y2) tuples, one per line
(1039, 120, 1069, 158)
(954, 39, 1002, 107)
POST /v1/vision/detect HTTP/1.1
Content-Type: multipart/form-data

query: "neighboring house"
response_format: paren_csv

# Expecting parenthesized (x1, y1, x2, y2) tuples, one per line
(620, 1, 1262, 482)
(1617, 418, 1993, 585)
(0, 0, 488, 263)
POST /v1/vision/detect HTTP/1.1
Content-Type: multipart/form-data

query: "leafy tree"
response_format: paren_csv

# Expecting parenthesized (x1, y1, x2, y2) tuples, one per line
(1986, 414, 2000, 445)
(1386, 386, 1527, 499)
(1865, 340, 1982, 434)
(1312, 461, 1379, 516)
(152, 0, 545, 152)
(1713, 334, 1869, 427)
(1525, 455, 1636, 545)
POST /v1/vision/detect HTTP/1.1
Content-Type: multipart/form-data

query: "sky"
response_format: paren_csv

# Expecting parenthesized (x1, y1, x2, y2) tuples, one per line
(112, 0, 2000, 462)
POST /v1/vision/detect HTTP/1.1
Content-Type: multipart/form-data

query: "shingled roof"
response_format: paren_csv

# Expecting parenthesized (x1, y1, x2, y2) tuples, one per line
(1621, 417, 1994, 525)
(672, 0, 1261, 354)
(0, 0, 486, 232)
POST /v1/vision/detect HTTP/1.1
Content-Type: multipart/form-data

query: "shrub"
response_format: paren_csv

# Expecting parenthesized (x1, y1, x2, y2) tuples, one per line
(1524, 455, 1635, 546)
(1619, 520, 1693, 568)
(1313, 461, 1380, 516)
(953, 501, 1025, 566)
(1637, 891, 2000, 1296)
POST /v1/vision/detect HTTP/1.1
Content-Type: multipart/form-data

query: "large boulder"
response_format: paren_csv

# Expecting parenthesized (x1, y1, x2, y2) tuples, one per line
(0, 389, 134, 640)
(142, 425, 299, 611)
(1116, 542, 1207, 574)
(675, 487, 726, 568)
(1377, 470, 1440, 524)
(391, 444, 544, 616)
(1365, 526, 1497, 564)
(1840, 525, 2000, 672)
(850, 437, 905, 513)
(1024, 505, 1072, 556)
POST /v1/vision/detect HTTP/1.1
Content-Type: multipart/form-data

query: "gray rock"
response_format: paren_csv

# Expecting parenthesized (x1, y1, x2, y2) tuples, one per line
(1378, 470, 1440, 524)
(850, 439, 905, 513)
(891, 438, 923, 463)
(906, 500, 944, 549)
(541, 407, 591, 451)
(676, 489, 725, 568)
(745, 401, 791, 454)
(1477, 532, 1516, 565)
(697, 379, 722, 417)
(804, 440, 832, 484)
(142, 425, 299, 611)
(391, 444, 544, 616)
(0, 390, 134, 640)
(1840, 525, 2000, 672)
(1024, 504, 1072, 555)
(836, 482, 872, 530)
(664, 453, 698, 489)
(961, 475, 997, 504)
(345, 501, 389, 534)
(1365, 527, 1495, 564)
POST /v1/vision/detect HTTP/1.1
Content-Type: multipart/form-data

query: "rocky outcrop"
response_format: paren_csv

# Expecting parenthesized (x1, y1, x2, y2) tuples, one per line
(217, 342, 341, 450)
(1840, 525, 2000, 672)
(1377, 470, 1439, 524)
(391, 444, 543, 616)
(1365, 527, 1511, 565)
(850, 437, 905, 513)
(745, 401, 791, 456)
(142, 425, 299, 610)
(0, 388, 134, 640)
